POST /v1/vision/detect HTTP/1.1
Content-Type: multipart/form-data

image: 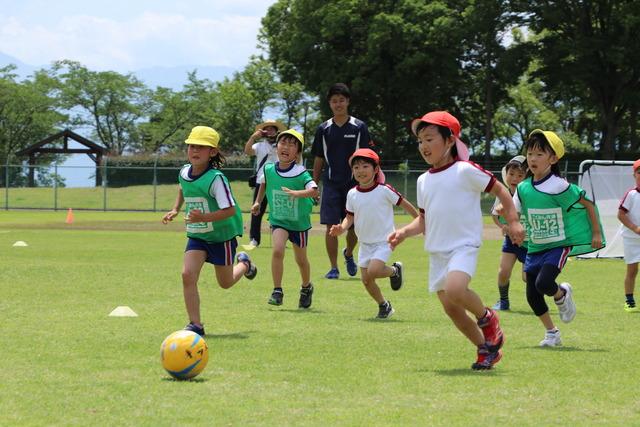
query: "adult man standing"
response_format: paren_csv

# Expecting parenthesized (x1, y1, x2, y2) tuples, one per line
(312, 83, 373, 279)
(244, 119, 286, 246)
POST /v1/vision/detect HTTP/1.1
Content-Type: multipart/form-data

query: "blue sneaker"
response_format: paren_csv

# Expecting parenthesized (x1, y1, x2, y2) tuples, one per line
(325, 268, 340, 279)
(184, 322, 205, 337)
(236, 251, 257, 280)
(492, 300, 510, 311)
(343, 248, 358, 277)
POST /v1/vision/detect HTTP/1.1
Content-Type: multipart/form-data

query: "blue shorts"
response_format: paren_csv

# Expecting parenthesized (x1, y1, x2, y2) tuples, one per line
(320, 181, 355, 225)
(185, 237, 238, 266)
(502, 236, 527, 263)
(272, 226, 309, 248)
(524, 246, 571, 275)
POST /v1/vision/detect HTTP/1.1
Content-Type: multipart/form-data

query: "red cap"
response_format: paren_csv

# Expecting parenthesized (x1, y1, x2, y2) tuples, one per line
(634, 159, 640, 172)
(349, 148, 385, 183)
(410, 111, 470, 161)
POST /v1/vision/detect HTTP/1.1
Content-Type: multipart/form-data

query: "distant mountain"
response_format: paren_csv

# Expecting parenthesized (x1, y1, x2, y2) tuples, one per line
(0, 51, 237, 89)
(133, 65, 237, 90)
(0, 52, 39, 80)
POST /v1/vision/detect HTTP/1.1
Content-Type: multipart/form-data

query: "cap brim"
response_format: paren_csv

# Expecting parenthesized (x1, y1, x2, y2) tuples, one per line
(256, 121, 286, 132)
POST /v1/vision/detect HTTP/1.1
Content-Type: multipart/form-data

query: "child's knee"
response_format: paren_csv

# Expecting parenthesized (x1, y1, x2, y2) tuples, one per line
(272, 247, 285, 260)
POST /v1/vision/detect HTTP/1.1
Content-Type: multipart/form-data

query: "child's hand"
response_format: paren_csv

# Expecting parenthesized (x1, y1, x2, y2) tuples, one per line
(185, 209, 205, 223)
(508, 222, 525, 245)
(251, 203, 261, 216)
(387, 230, 405, 250)
(162, 209, 178, 224)
(592, 233, 604, 249)
(495, 203, 504, 216)
(329, 224, 343, 237)
(501, 225, 509, 236)
(281, 186, 300, 198)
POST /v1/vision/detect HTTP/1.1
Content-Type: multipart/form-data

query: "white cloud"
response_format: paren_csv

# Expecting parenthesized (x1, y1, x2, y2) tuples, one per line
(0, 3, 272, 72)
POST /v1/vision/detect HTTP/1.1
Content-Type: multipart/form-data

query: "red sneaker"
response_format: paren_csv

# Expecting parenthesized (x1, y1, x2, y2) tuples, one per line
(472, 346, 503, 370)
(477, 308, 504, 351)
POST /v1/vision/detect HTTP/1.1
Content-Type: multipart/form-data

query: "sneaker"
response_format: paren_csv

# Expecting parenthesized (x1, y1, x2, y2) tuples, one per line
(268, 289, 283, 306)
(236, 251, 257, 280)
(184, 322, 205, 337)
(471, 345, 503, 370)
(343, 248, 358, 277)
(299, 284, 314, 309)
(539, 329, 562, 347)
(555, 282, 576, 323)
(477, 308, 504, 351)
(624, 302, 639, 312)
(390, 262, 403, 291)
(324, 268, 340, 279)
(249, 238, 259, 247)
(377, 301, 395, 319)
(492, 299, 510, 311)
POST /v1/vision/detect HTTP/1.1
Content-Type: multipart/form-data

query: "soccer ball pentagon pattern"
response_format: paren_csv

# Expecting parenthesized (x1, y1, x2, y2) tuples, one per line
(160, 330, 209, 380)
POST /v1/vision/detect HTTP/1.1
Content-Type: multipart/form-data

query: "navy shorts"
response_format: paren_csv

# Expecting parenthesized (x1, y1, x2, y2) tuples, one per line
(524, 246, 571, 275)
(272, 226, 309, 248)
(320, 181, 354, 225)
(185, 237, 238, 266)
(502, 235, 527, 263)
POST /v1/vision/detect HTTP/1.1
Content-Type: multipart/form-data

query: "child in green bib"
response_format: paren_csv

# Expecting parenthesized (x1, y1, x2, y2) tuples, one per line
(252, 129, 319, 309)
(162, 126, 258, 337)
(514, 130, 604, 347)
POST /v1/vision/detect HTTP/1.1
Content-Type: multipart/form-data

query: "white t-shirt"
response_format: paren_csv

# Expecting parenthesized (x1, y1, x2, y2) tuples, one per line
(417, 160, 496, 253)
(346, 183, 402, 243)
(620, 187, 640, 239)
(252, 140, 278, 182)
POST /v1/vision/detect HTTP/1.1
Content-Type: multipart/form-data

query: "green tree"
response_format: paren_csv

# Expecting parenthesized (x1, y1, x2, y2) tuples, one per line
(51, 60, 150, 155)
(0, 66, 66, 184)
(525, 0, 640, 159)
(260, 0, 466, 160)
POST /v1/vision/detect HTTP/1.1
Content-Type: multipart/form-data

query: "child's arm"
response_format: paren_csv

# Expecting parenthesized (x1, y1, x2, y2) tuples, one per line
(251, 182, 267, 216)
(618, 208, 640, 235)
(398, 198, 419, 218)
(578, 196, 604, 248)
(281, 186, 319, 199)
(491, 215, 508, 236)
(244, 130, 262, 155)
(329, 214, 354, 237)
(162, 187, 184, 224)
(186, 206, 236, 224)
(490, 183, 524, 245)
(388, 213, 425, 250)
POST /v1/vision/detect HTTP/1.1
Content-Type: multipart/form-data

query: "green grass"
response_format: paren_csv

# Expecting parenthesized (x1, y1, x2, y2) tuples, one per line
(1, 211, 638, 426)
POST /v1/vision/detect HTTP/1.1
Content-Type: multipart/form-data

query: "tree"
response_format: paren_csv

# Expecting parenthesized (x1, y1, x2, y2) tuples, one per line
(0, 66, 66, 185)
(260, 0, 467, 160)
(51, 60, 150, 155)
(525, 0, 640, 159)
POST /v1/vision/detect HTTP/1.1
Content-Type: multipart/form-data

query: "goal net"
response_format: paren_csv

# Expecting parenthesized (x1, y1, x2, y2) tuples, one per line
(578, 160, 635, 258)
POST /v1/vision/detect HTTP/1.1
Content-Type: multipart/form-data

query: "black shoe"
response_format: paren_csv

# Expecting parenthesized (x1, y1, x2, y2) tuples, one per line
(377, 301, 395, 319)
(299, 284, 314, 309)
(269, 289, 283, 306)
(390, 262, 403, 291)
(184, 322, 205, 337)
(237, 251, 257, 280)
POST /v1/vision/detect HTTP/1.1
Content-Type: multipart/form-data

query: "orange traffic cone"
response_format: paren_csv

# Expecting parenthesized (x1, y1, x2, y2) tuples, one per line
(65, 208, 74, 224)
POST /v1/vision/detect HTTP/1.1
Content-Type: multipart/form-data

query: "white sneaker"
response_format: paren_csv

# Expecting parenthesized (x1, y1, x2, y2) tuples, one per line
(539, 329, 562, 347)
(249, 239, 259, 247)
(555, 282, 576, 323)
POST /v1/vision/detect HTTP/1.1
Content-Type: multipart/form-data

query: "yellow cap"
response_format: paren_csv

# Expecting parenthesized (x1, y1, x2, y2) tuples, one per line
(185, 126, 220, 148)
(276, 129, 304, 148)
(529, 129, 564, 159)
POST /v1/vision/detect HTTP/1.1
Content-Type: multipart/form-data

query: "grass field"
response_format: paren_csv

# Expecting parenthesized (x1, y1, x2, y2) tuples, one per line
(1, 210, 639, 426)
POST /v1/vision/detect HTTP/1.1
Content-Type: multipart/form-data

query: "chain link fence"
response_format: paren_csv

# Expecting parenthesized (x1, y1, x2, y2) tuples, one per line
(1, 162, 582, 214)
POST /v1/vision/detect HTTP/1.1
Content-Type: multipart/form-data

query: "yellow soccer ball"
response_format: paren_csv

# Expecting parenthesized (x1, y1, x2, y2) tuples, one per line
(160, 330, 209, 380)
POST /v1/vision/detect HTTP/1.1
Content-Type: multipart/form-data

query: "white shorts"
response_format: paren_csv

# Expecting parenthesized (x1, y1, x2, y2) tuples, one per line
(623, 237, 640, 264)
(358, 241, 393, 268)
(428, 246, 479, 293)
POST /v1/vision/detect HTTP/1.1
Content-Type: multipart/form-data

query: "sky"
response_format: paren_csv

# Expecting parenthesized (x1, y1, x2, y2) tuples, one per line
(0, 0, 277, 187)
(0, 0, 276, 72)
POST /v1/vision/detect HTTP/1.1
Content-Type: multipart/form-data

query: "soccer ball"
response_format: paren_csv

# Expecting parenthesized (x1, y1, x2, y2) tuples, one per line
(160, 330, 209, 380)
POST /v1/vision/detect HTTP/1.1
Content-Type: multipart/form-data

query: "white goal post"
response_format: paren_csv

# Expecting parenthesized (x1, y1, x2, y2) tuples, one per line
(578, 160, 635, 259)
